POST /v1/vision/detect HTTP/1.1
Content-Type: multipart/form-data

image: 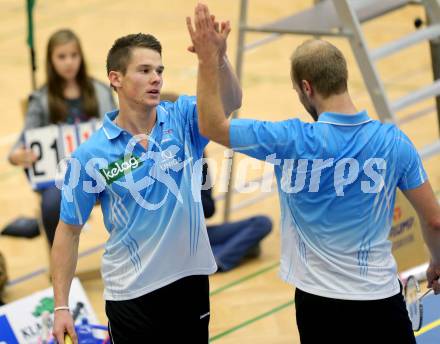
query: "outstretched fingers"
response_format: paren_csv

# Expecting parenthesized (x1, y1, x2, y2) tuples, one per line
(186, 16, 195, 38)
(221, 20, 231, 39)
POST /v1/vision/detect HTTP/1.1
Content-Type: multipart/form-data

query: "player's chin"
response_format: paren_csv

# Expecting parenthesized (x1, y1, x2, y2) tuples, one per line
(144, 98, 160, 107)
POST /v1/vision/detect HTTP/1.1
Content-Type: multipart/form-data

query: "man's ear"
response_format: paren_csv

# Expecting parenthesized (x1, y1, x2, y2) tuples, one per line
(108, 71, 122, 89)
(301, 80, 313, 97)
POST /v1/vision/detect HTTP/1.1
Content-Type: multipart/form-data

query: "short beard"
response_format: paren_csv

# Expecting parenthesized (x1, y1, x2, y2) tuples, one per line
(308, 107, 319, 122)
(304, 102, 318, 122)
(299, 89, 319, 122)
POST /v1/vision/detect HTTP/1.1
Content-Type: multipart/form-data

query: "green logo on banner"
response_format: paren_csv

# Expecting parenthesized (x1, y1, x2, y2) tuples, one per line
(100, 155, 143, 185)
(32, 297, 54, 317)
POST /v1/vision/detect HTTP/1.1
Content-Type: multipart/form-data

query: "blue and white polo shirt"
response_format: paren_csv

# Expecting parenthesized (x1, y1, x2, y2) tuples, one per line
(60, 95, 217, 301)
(230, 111, 427, 300)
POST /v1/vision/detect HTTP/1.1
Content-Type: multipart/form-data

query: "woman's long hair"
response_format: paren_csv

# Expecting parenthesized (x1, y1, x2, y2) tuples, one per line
(46, 29, 99, 123)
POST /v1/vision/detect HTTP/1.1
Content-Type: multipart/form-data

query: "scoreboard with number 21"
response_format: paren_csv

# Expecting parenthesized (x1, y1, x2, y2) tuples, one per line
(24, 120, 101, 190)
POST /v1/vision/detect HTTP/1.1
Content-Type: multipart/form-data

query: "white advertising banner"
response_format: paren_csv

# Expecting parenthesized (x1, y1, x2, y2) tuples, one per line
(0, 278, 100, 344)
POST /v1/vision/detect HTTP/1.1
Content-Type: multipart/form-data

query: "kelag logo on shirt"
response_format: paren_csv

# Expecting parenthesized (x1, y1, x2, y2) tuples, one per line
(99, 155, 143, 185)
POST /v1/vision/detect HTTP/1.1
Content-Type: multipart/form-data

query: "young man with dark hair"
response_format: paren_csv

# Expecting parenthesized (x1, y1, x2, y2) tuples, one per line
(51, 31, 241, 344)
(188, 4, 440, 343)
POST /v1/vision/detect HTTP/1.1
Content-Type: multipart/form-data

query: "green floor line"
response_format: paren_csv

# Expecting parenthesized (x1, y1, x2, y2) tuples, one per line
(209, 300, 295, 342)
(210, 262, 278, 296)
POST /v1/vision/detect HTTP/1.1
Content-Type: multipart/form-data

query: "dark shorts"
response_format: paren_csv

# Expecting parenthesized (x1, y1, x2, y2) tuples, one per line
(294, 285, 416, 344)
(106, 275, 210, 344)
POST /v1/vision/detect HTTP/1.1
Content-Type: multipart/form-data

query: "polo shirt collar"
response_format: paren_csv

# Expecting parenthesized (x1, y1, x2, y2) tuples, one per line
(102, 107, 166, 140)
(156, 104, 167, 125)
(102, 110, 122, 140)
(317, 110, 372, 126)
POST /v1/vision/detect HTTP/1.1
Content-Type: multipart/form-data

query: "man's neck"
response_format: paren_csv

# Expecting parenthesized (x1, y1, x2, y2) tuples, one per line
(116, 99, 157, 136)
(316, 92, 358, 116)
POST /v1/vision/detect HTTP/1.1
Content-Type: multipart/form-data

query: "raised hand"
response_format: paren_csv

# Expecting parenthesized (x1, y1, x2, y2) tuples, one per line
(186, 3, 231, 66)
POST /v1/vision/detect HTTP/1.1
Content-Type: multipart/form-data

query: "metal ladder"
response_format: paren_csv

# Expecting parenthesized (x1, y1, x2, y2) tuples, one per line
(224, 0, 440, 220)
(331, 0, 440, 159)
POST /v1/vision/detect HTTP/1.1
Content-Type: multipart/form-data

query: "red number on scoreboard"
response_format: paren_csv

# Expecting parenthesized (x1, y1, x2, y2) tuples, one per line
(66, 134, 74, 153)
